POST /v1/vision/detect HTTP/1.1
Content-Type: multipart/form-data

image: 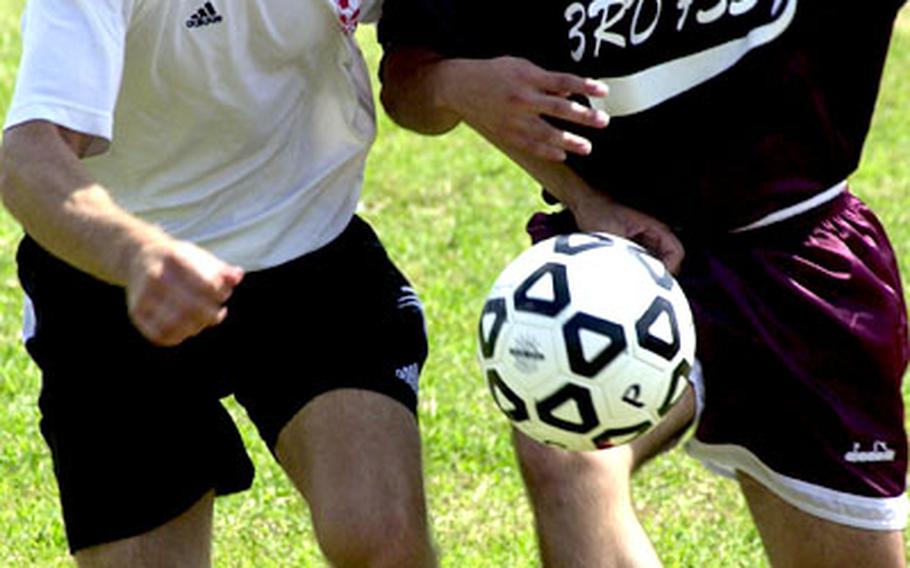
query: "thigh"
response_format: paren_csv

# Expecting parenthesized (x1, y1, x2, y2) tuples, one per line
(232, 216, 428, 451)
(275, 389, 427, 519)
(16, 237, 253, 553)
(739, 473, 906, 568)
(275, 390, 435, 568)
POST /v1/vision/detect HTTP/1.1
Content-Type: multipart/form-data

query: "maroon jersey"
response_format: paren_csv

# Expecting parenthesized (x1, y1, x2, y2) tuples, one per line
(380, 0, 906, 231)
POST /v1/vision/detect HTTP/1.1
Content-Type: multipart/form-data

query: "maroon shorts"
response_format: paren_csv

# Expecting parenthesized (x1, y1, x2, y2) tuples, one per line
(527, 191, 909, 530)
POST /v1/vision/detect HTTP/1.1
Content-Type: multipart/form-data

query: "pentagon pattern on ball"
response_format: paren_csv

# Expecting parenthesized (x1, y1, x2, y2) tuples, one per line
(635, 296, 681, 362)
(487, 369, 529, 422)
(513, 262, 571, 317)
(592, 420, 653, 449)
(562, 312, 627, 378)
(553, 233, 615, 256)
(658, 359, 692, 417)
(627, 243, 674, 290)
(478, 297, 507, 359)
(535, 383, 599, 434)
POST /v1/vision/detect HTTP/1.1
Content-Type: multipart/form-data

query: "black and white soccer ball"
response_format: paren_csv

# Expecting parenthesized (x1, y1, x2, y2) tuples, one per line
(477, 233, 696, 451)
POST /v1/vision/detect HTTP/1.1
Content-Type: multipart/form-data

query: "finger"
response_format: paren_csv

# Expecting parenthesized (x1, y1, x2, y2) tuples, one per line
(579, 78, 609, 98)
(531, 93, 609, 129)
(168, 243, 244, 301)
(223, 265, 244, 287)
(657, 229, 686, 275)
(212, 265, 244, 302)
(129, 302, 188, 347)
(661, 241, 686, 275)
(521, 139, 567, 162)
(129, 283, 228, 346)
(141, 305, 223, 346)
(637, 229, 685, 275)
(534, 69, 609, 99)
(521, 118, 594, 157)
(179, 287, 230, 329)
(162, 255, 242, 305)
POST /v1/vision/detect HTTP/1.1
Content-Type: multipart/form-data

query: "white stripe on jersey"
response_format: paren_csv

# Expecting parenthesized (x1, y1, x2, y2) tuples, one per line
(589, 0, 797, 117)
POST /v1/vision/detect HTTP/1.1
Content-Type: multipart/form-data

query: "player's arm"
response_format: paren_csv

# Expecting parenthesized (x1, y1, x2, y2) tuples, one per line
(0, 120, 243, 346)
(380, 49, 682, 270)
(2, 120, 160, 286)
(380, 48, 610, 161)
(499, 144, 685, 273)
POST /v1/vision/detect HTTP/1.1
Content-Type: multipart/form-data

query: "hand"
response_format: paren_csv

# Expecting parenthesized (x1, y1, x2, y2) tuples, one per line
(125, 238, 244, 346)
(439, 56, 609, 161)
(571, 193, 685, 274)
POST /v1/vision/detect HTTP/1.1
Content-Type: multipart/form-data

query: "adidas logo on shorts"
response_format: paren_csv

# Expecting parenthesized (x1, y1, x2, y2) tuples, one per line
(395, 363, 420, 394)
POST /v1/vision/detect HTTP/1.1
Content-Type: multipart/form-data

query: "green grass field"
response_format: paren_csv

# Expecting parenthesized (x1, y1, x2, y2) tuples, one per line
(0, 3, 908, 566)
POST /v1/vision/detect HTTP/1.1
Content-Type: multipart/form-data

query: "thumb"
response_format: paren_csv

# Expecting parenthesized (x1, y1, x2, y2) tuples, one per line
(213, 264, 244, 300)
(223, 264, 244, 286)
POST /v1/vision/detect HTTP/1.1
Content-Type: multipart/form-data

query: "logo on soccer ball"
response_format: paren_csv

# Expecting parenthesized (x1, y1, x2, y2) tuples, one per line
(508, 335, 547, 373)
(477, 233, 696, 451)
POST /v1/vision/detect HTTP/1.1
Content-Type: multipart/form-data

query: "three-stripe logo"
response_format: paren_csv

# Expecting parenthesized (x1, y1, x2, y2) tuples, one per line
(186, 2, 223, 28)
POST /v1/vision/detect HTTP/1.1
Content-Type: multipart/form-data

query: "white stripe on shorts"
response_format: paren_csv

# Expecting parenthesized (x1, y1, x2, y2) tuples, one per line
(685, 438, 909, 531)
(730, 181, 847, 233)
(22, 294, 36, 343)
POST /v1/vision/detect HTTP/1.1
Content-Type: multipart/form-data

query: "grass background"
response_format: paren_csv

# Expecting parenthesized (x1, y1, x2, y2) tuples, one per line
(0, 2, 907, 566)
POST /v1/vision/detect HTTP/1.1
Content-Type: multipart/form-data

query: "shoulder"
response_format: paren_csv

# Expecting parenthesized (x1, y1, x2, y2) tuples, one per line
(20, 0, 138, 40)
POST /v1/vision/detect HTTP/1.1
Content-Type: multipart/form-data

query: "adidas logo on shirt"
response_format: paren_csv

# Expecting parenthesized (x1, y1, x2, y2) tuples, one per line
(186, 2, 223, 28)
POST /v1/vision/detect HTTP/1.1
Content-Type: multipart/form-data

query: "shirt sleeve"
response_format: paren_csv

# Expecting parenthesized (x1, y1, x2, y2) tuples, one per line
(3, 0, 130, 154)
(377, 0, 460, 56)
(360, 0, 384, 24)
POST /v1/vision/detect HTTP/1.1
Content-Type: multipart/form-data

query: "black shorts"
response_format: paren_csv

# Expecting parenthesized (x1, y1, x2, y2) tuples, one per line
(17, 215, 428, 552)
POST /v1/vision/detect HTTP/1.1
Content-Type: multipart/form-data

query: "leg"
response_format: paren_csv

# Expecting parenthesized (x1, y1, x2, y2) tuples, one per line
(515, 387, 696, 568)
(74, 491, 214, 568)
(739, 473, 906, 568)
(275, 389, 437, 568)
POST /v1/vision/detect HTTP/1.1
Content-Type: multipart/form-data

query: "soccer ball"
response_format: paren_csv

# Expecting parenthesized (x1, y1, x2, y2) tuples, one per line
(477, 232, 696, 451)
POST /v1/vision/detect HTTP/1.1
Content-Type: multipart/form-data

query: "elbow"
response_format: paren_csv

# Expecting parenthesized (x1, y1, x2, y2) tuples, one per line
(0, 132, 36, 225)
(378, 83, 407, 128)
(379, 50, 461, 136)
(0, 144, 15, 214)
(380, 84, 453, 136)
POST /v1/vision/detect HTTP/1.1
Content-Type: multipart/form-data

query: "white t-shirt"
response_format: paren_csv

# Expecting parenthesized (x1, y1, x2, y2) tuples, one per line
(4, 0, 381, 270)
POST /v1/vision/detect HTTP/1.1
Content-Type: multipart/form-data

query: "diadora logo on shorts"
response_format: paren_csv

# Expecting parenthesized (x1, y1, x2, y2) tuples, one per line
(395, 363, 420, 394)
(844, 441, 897, 463)
(186, 2, 223, 28)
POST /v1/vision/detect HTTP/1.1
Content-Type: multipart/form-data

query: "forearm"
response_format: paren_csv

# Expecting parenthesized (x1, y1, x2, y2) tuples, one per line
(498, 144, 613, 223)
(0, 121, 170, 286)
(500, 144, 685, 271)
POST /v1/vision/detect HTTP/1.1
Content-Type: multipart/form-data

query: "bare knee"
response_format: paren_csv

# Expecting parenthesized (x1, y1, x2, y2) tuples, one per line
(513, 431, 662, 567)
(628, 385, 695, 471)
(314, 501, 434, 568)
(514, 386, 694, 491)
(276, 391, 436, 567)
(513, 430, 634, 497)
(75, 491, 214, 568)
